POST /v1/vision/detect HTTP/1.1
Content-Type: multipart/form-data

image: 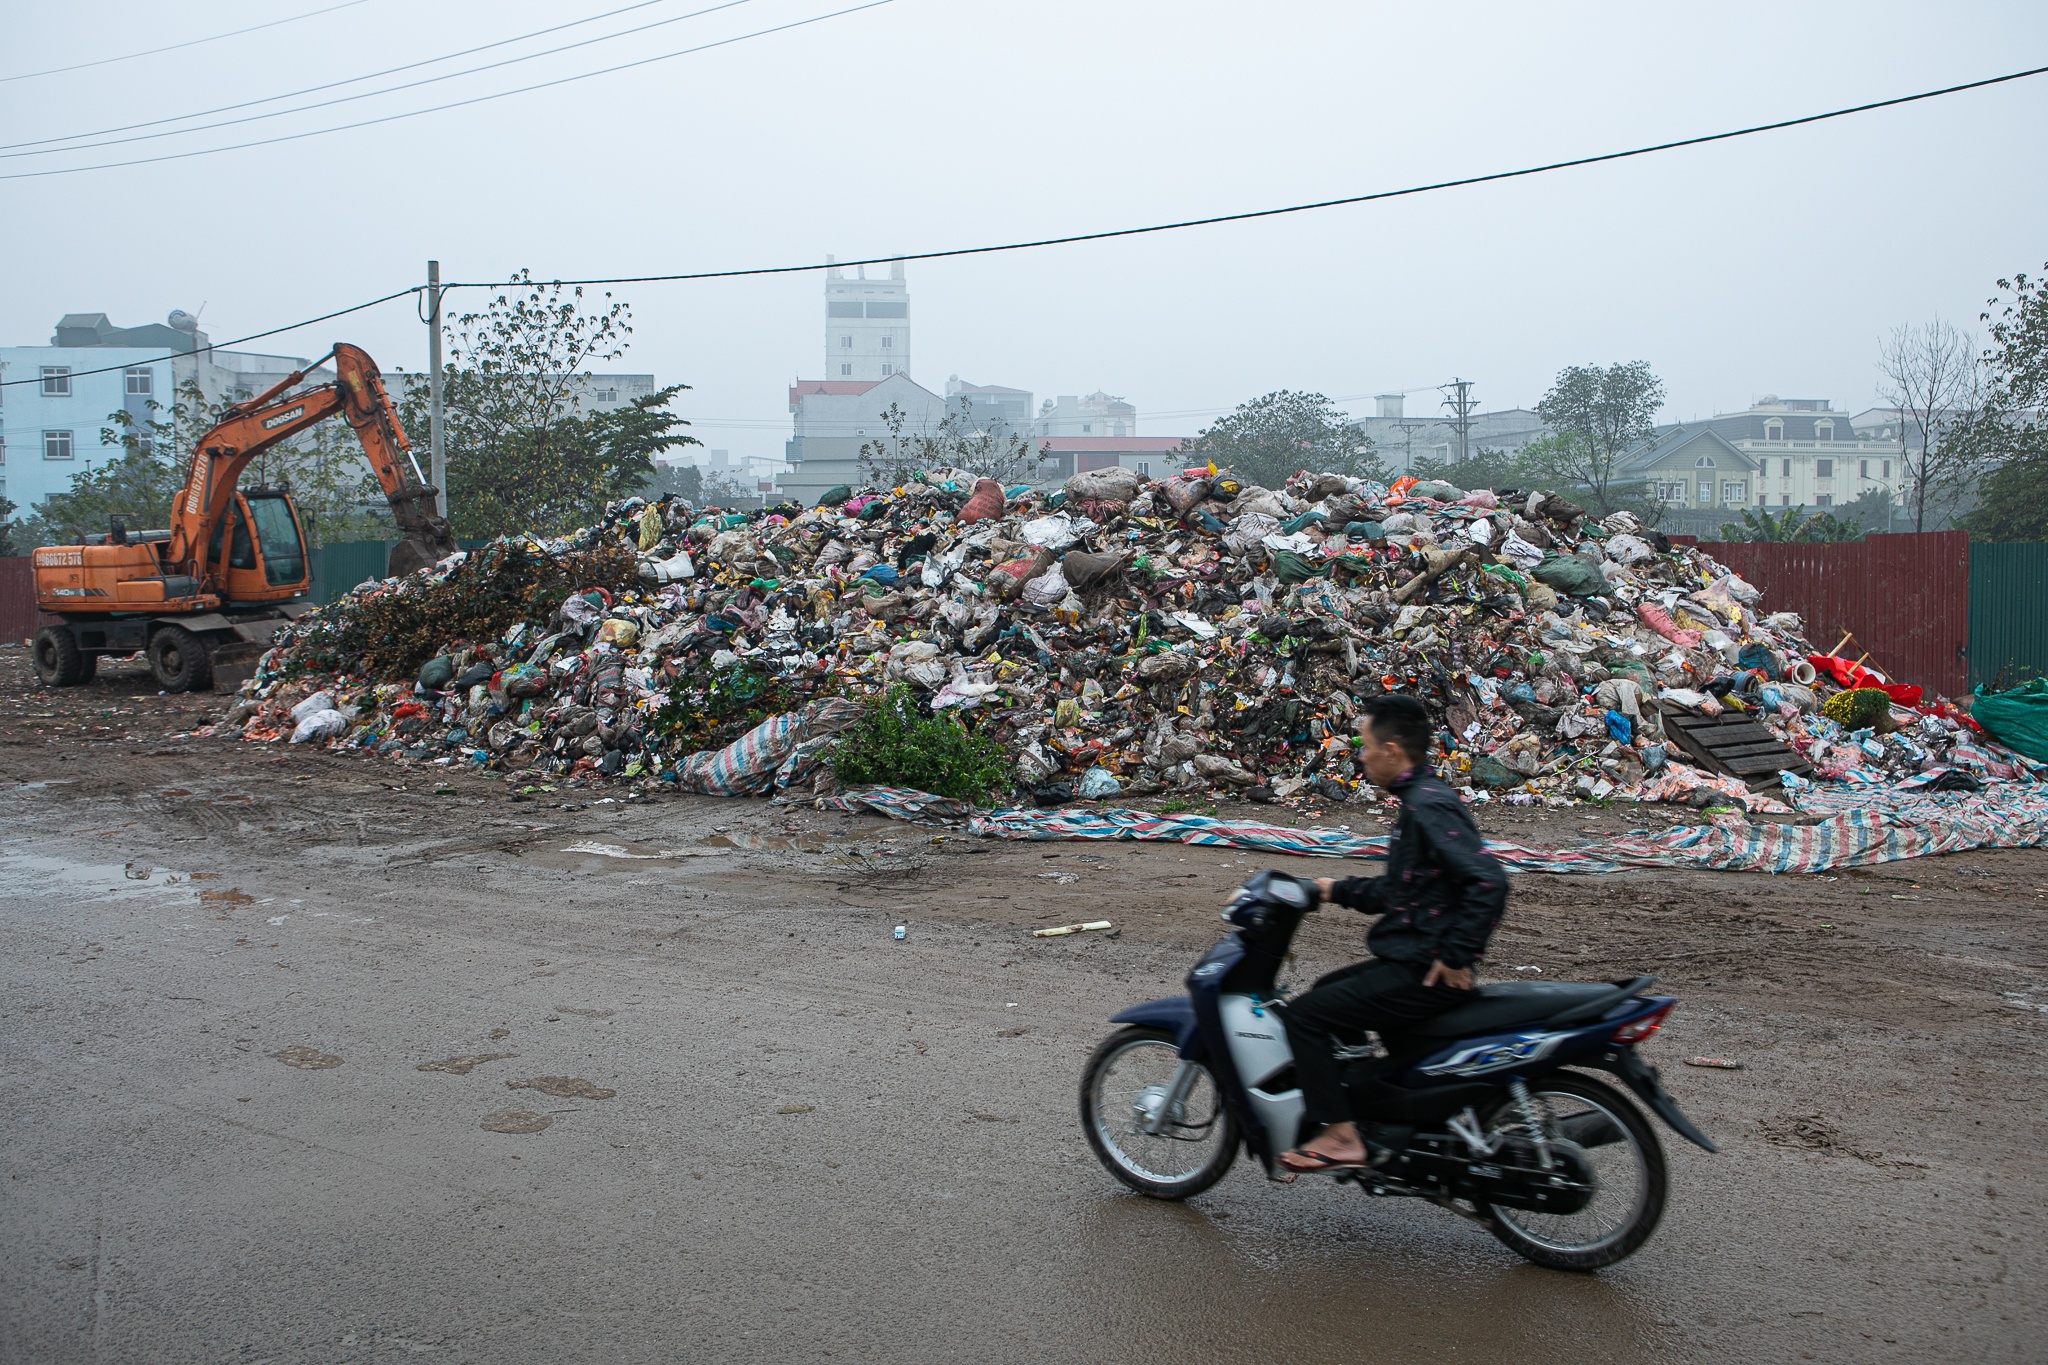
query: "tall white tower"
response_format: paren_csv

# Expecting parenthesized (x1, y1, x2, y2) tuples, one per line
(823, 258, 909, 381)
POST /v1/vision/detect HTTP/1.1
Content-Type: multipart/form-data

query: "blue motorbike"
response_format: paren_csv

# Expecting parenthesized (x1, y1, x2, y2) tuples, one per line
(1081, 871, 1716, 1270)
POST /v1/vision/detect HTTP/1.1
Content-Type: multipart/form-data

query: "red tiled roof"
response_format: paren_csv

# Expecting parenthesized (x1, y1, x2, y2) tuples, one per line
(788, 379, 882, 406)
(1034, 437, 1188, 451)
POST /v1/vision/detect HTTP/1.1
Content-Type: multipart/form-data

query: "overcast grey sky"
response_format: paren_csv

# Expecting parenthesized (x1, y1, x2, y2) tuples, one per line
(5, 0, 2045, 464)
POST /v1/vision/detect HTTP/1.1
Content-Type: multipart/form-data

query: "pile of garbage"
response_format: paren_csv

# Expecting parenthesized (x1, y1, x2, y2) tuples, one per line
(216, 465, 2040, 808)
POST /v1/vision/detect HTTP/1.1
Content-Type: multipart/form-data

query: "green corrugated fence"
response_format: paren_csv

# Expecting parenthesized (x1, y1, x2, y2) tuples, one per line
(307, 538, 495, 605)
(1968, 542, 2048, 690)
(308, 540, 398, 604)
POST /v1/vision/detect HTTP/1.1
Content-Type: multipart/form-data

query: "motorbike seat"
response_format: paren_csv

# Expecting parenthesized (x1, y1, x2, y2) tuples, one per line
(1406, 981, 1621, 1039)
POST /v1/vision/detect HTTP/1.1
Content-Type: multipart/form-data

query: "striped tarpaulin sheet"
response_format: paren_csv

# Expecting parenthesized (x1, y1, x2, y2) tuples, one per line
(819, 784, 2048, 876)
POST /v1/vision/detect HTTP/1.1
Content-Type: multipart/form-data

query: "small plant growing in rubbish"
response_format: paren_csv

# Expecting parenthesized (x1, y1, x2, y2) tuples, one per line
(830, 684, 1013, 804)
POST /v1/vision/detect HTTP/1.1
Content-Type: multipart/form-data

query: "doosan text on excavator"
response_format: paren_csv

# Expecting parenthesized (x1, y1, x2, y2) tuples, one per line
(30, 343, 454, 693)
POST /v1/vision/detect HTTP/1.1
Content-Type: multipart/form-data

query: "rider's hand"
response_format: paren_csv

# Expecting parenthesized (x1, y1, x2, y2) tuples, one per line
(1312, 877, 1337, 903)
(1423, 960, 1475, 991)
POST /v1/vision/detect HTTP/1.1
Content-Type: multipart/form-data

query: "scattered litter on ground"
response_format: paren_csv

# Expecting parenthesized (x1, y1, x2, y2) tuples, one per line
(1031, 919, 1114, 937)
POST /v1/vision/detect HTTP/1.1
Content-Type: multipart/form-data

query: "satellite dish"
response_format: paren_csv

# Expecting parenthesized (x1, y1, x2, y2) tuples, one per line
(168, 310, 199, 333)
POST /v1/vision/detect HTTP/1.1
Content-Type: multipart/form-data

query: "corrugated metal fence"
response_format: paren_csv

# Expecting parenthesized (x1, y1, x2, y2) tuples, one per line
(1692, 532, 1972, 696)
(1967, 541, 2048, 690)
(309, 540, 399, 604)
(0, 556, 39, 646)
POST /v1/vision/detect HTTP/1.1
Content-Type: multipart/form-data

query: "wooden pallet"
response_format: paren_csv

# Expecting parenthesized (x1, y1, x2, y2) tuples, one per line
(1659, 705, 1814, 790)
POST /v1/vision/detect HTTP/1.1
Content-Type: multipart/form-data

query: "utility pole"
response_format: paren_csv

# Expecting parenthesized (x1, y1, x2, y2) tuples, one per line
(427, 259, 448, 530)
(1440, 377, 1476, 465)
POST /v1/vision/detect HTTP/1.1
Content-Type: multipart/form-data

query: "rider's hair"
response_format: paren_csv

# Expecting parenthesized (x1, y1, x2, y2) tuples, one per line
(1363, 693, 1433, 764)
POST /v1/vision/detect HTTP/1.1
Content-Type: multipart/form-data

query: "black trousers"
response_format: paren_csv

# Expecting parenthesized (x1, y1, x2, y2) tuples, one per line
(1279, 958, 1474, 1132)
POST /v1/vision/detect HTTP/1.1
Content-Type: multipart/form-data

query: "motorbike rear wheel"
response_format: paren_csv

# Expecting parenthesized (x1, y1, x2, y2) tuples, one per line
(1081, 1026, 1239, 1199)
(1480, 1071, 1667, 1271)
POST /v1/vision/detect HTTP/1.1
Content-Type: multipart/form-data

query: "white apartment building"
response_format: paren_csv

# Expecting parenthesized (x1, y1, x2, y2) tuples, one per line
(1032, 391, 1137, 437)
(1687, 396, 1903, 512)
(823, 258, 910, 381)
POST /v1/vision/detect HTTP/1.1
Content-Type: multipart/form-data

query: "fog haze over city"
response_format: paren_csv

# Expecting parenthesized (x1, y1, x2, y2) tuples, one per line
(5, 0, 2045, 465)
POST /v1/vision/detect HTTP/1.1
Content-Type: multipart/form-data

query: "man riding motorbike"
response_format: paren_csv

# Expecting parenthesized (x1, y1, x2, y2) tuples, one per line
(1275, 693, 1509, 1175)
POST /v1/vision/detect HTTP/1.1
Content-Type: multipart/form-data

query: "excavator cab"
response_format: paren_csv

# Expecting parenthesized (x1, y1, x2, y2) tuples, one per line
(31, 340, 450, 692)
(204, 489, 310, 603)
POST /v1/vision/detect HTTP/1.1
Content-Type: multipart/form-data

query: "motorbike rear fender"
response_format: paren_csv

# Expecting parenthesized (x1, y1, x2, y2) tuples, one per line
(1584, 1049, 1719, 1153)
(1111, 996, 1202, 1058)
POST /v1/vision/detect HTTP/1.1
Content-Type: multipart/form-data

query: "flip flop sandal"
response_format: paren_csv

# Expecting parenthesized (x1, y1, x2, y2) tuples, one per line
(1279, 1147, 1372, 1174)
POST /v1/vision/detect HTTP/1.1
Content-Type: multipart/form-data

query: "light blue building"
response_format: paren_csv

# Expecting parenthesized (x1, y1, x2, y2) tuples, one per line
(0, 311, 317, 530)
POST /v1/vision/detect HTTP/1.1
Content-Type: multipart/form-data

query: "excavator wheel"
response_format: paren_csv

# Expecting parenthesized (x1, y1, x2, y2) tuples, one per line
(33, 625, 93, 687)
(148, 625, 211, 693)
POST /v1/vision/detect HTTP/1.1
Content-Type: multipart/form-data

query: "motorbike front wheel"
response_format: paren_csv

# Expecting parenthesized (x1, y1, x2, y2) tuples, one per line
(1081, 1026, 1239, 1199)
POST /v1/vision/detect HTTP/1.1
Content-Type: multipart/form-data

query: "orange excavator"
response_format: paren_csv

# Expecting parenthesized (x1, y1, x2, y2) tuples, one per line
(30, 342, 455, 692)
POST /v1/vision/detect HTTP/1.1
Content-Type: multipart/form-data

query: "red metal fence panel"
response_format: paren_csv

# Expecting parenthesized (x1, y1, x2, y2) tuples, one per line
(0, 557, 40, 647)
(1694, 531, 1970, 697)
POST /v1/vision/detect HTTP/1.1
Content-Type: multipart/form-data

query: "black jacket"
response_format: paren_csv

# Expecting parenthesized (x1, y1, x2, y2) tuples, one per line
(1328, 767, 1506, 970)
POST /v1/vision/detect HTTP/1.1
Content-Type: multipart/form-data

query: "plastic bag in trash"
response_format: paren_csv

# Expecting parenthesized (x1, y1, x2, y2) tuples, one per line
(289, 691, 336, 723)
(291, 708, 349, 744)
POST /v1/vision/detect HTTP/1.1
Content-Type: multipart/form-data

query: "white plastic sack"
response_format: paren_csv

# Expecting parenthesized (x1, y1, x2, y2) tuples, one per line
(1221, 512, 1280, 556)
(290, 708, 349, 744)
(1021, 514, 1084, 551)
(289, 691, 336, 723)
(1499, 531, 1545, 570)
(1261, 532, 1316, 554)
(638, 548, 695, 583)
(1604, 533, 1652, 565)
(1020, 566, 1070, 606)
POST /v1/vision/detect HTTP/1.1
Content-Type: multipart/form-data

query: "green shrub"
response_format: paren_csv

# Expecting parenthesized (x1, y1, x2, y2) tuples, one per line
(830, 685, 1013, 804)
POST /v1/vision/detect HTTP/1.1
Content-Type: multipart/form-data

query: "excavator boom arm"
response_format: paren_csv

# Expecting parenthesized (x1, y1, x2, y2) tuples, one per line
(166, 343, 455, 583)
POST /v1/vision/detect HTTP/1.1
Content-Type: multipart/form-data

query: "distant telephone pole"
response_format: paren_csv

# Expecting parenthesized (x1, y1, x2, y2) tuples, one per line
(427, 259, 448, 529)
(1440, 377, 1476, 465)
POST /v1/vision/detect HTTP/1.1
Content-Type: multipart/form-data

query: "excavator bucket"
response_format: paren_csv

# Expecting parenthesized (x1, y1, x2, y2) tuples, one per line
(388, 531, 453, 579)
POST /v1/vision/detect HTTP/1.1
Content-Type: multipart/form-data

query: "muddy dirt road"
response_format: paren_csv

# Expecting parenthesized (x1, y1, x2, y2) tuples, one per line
(3, 652, 2044, 1363)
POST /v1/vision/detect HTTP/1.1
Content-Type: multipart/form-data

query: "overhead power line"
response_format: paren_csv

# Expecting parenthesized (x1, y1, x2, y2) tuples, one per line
(7, 60, 2044, 386)
(446, 61, 2048, 290)
(0, 0, 372, 84)
(0, 1, 892, 179)
(0, 0, 753, 158)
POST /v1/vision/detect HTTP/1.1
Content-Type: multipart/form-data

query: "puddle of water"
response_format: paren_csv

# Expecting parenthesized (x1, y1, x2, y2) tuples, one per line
(0, 853, 194, 903)
(0, 780, 78, 792)
(559, 840, 730, 861)
(698, 831, 864, 852)
(507, 1076, 616, 1099)
(417, 1052, 518, 1075)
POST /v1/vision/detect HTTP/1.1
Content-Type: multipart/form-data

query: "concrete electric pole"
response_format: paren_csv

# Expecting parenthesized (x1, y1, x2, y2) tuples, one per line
(1440, 378, 1476, 466)
(427, 259, 448, 530)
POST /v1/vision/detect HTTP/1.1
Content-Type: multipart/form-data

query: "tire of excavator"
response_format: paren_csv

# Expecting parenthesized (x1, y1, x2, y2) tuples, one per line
(148, 625, 211, 693)
(33, 625, 93, 687)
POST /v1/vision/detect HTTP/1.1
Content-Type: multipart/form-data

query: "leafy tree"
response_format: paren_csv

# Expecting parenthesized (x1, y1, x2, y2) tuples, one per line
(1179, 390, 1386, 489)
(858, 402, 1050, 488)
(1877, 319, 1982, 532)
(1717, 505, 1862, 543)
(1528, 362, 1666, 515)
(1957, 265, 2048, 542)
(0, 496, 18, 556)
(1409, 444, 1533, 490)
(396, 270, 699, 538)
(643, 460, 704, 503)
(1842, 486, 1902, 536)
